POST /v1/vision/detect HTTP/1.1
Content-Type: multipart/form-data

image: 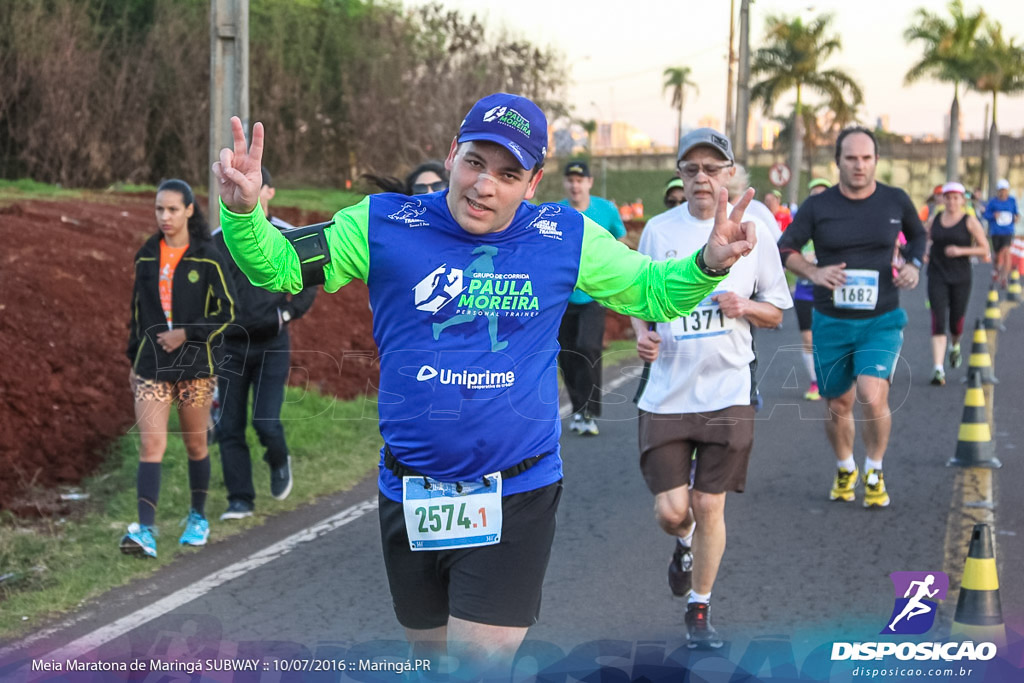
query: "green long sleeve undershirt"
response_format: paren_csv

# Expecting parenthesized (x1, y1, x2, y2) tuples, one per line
(219, 197, 724, 322)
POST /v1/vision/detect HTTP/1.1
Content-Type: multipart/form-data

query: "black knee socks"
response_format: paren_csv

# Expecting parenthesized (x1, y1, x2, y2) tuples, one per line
(137, 461, 161, 527)
(188, 457, 210, 517)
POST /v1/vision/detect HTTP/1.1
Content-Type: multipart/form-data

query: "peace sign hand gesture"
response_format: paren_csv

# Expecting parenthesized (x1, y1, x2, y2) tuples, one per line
(703, 187, 758, 271)
(211, 116, 264, 215)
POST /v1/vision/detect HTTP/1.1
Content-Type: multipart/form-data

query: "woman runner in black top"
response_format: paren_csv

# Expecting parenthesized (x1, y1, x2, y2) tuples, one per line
(924, 182, 990, 385)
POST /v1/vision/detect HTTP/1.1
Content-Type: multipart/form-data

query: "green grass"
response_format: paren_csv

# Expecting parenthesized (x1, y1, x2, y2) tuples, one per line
(273, 187, 365, 214)
(0, 387, 382, 639)
(0, 178, 364, 214)
(0, 179, 87, 201)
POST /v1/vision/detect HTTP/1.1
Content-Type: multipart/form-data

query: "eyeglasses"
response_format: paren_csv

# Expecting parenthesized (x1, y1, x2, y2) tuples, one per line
(677, 161, 734, 179)
(664, 198, 683, 208)
(412, 181, 446, 195)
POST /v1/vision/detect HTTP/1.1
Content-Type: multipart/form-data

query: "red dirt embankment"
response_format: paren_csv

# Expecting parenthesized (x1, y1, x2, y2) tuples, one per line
(0, 196, 637, 516)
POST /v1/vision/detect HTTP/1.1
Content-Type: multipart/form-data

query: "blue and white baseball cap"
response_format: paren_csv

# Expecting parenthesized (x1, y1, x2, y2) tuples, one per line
(457, 93, 548, 170)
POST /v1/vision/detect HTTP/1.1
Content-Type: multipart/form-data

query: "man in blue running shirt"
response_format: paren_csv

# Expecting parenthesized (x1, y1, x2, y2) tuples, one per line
(213, 92, 758, 676)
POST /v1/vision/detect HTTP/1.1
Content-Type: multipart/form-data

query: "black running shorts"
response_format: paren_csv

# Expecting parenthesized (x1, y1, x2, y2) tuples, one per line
(992, 234, 1012, 252)
(794, 298, 814, 332)
(378, 481, 562, 630)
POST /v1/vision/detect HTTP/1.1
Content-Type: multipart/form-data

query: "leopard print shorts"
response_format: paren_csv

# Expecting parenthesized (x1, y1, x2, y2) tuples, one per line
(132, 376, 216, 408)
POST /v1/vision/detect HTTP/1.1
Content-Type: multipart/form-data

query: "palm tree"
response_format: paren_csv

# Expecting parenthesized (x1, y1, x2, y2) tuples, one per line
(662, 66, 699, 146)
(904, 1, 985, 182)
(969, 21, 1024, 197)
(750, 13, 863, 205)
(579, 119, 598, 154)
(773, 103, 826, 180)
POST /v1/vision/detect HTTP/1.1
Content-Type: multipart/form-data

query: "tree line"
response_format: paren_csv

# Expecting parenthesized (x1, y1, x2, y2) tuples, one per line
(662, 1, 1023, 204)
(0, 0, 567, 189)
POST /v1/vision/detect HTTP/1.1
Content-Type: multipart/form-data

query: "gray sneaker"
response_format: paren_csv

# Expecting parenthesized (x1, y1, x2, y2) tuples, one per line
(220, 500, 254, 521)
(270, 456, 293, 501)
(685, 602, 724, 649)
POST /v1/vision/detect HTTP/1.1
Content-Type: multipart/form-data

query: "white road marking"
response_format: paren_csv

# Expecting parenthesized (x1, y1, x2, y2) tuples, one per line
(2, 499, 378, 661)
(7, 382, 604, 662)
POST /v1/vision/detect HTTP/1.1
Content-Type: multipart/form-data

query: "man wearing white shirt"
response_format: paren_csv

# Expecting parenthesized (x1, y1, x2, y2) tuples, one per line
(631, 128, 792, 649)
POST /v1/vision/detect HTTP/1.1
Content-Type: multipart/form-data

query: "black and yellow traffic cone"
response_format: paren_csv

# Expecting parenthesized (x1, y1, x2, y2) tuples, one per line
(948, 372, 1001, 468)
(983, 286, 1005, 332)
(1008, 269, 1022, 303)
(951, 523, 1005, 647)
(965, 320, 998, 385)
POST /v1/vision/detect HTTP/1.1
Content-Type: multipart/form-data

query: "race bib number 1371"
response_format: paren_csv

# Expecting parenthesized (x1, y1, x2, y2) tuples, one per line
(669, 292, 737, 340)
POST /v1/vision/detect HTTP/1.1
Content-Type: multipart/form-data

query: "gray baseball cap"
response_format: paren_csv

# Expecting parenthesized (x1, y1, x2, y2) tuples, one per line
(677, 128, 734, 163)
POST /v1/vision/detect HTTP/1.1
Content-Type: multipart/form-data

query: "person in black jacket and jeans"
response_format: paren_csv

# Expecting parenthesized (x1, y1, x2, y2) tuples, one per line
(122, 179, 236, 558)
(214, 168, 318, 520)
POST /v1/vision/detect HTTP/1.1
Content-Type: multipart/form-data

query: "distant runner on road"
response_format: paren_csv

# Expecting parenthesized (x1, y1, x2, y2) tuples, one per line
(922, 182, 990, 386)
(777, 126, 927, 509)
(632, 128, 791, 650)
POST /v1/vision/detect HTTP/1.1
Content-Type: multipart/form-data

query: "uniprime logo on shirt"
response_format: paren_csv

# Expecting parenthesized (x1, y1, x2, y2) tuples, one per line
(415, 365, 516, 390)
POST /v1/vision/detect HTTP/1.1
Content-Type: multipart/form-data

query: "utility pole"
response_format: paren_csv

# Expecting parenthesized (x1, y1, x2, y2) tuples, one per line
(725, 0, 737, 139)
(208, 0, 250, 226)
(979, 102, 989, 194)
(735, 0, 751, 166)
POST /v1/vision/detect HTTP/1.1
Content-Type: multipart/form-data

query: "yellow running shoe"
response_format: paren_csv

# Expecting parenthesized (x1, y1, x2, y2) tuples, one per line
(829, 466, 859, 502)
(804, 382, 821, 401)
(863, 469, 890, 508)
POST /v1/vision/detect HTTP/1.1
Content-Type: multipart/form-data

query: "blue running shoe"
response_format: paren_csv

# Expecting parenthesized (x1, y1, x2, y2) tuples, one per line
(120, 523, 157, 558)
(179, 510, 210, 546)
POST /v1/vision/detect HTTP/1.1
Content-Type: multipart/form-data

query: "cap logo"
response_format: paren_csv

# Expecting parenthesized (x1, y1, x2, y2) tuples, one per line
(711, 134, 729, 149)
(507, 141, 525, 162)
(482, 106, 532, 137)
(483, 105, 507, 122)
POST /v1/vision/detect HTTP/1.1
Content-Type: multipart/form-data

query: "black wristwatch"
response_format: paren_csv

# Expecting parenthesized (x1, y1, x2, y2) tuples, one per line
(696, 246, 730, 277)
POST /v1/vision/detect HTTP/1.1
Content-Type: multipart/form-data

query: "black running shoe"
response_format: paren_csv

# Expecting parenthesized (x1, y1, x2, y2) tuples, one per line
(668, 543, 693, 597)
(685, 602, 723, 649)
(219, 499, 254, 521)
(270, 456, 293, 501)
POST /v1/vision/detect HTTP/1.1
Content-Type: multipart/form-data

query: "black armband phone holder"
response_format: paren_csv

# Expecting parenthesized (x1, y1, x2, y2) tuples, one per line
(281, 222, 332, 287)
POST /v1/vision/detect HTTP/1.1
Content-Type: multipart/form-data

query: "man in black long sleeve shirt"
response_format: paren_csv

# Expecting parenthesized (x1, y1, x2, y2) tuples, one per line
(213, 168, 319, 519)
(777, 127, 926, 509)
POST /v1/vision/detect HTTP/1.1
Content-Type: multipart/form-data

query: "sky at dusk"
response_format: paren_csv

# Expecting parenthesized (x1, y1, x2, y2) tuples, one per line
(406, 0, 1024, 145)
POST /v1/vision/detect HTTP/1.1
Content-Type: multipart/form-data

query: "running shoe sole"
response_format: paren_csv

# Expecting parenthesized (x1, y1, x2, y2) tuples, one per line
(119, 537, 156, 558)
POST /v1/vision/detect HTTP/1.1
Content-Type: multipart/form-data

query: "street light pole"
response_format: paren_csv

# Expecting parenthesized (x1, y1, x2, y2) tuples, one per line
(735, 0, 751, 165)
(208, 0, 250, 226)
(725, 0, 737, 139)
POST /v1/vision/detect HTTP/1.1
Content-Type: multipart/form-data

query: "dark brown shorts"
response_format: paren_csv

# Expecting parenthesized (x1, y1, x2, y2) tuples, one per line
(638, 405, 755, 495)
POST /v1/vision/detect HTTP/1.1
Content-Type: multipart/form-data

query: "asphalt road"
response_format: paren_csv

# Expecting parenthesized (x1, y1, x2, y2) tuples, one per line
(3, 266, 1022, 681)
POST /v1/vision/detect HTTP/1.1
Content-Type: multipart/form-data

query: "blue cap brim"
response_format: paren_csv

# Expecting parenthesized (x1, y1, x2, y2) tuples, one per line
(457, 132, 539, 170)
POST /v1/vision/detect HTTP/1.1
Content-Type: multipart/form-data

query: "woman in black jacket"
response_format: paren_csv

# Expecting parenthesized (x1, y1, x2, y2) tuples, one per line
(121, 179, 235, 558)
